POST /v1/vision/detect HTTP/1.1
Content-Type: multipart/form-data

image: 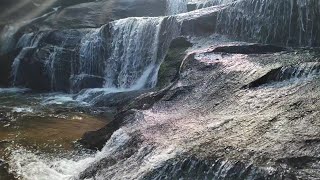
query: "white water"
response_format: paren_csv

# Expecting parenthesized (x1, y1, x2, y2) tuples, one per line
(75, 16, 180, 101)
(8, 128, 131, 180)
(104, 17, 164, 89)
(79, 27, 106, 77)
(12, 107, 34, 113)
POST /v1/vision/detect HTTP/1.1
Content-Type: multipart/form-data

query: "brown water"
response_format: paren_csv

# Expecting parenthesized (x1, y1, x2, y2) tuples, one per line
(0, 89, 107, 179)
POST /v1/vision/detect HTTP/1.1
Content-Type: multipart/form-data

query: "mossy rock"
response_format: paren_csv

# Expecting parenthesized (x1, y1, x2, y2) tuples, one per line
(157, 37, 192, 88)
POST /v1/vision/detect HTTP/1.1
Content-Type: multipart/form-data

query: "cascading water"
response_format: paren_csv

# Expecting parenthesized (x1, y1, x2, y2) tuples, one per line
(215, 0, 320, 46)
(75, 16, 180, 103)
(105, 17, 163, 89)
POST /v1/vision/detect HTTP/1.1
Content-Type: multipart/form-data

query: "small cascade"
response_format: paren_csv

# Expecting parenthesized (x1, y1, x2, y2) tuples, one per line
(72, 16, 180, 102)
(280, 63, 320, 80)
(11, 48, 34, 85)
(45, 46, 69, 91)
(166, 0, 189, 15)
(246, 62, 320, 88)
(16, 33, 35, 49)
(215, 0, 320, 46)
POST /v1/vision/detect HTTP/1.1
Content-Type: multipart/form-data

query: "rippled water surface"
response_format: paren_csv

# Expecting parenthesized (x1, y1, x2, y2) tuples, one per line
(0, 88, 107, 179)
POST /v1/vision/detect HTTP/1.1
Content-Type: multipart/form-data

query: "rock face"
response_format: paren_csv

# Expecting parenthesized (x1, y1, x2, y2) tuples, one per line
(78, 36, 320, 179)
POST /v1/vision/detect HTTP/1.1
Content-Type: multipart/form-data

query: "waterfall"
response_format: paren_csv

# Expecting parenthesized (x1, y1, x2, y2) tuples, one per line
(75, 16, 179, 93)
(104, 17, 164, 89)
(10, 16, 179, 93)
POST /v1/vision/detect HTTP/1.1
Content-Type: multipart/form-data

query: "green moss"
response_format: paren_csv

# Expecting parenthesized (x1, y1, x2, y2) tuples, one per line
(157, 47, 189, 88)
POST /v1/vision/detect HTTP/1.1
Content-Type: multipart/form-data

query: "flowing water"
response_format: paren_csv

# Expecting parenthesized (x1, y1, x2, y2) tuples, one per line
(1, 13, 180, 180)
(73, 16, 180, 101)
(0, 89, 107, 179)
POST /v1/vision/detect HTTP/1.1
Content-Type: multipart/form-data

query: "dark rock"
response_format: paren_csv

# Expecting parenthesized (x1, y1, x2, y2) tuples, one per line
(162, 85, 194, 102)
(143, 157, 296, 180)
(92, 90, 150, 108)
(187, 3, 197, 12)
(0, 48, 21, 86)
(121, 85, 175, 111)
(180, 10, 218, 36)
(169, 37, 192, 49)
(0, 0, 96, 24)
(13, 46, 75, 92)
(71, 75, 105, 93)
(0, 159, 16, 180)
(211, 44, 287, 54)
(79, 110, 137, 150)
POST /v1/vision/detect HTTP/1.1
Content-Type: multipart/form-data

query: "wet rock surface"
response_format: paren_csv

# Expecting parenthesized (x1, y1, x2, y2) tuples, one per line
(79, 38, 320, 179)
